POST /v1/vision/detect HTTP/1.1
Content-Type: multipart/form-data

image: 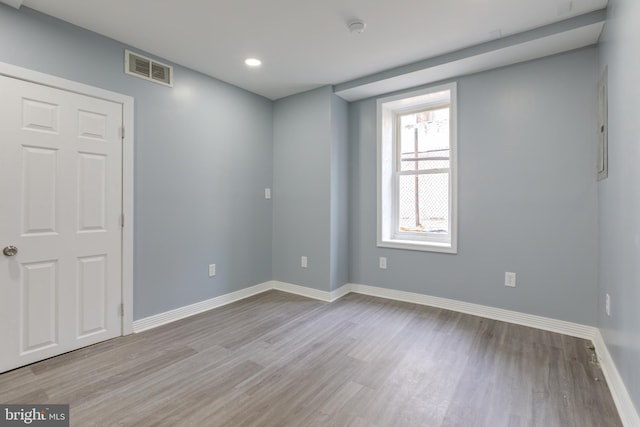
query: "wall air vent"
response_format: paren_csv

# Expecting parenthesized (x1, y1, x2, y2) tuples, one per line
(124, 49, 173, 87)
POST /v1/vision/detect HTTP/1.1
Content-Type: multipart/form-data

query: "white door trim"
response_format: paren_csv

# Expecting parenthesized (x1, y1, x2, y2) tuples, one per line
(0, 61, 134, 335)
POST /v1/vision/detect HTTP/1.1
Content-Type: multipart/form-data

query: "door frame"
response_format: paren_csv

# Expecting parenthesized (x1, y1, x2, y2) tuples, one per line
(0, 61, 134, 335)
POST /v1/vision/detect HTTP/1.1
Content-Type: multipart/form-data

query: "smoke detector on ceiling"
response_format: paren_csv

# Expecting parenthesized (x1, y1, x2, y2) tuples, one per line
(348, 20, 367, 35)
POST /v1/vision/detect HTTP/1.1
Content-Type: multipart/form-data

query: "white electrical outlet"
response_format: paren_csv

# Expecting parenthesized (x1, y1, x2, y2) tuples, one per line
(301, 256, 308, 268)
(265, 188, 272, 199)
(379, 257, 387, 269)
(605, 293, 611, 316)
(208, 264, 216, 277)
(505, 272, 516, 288)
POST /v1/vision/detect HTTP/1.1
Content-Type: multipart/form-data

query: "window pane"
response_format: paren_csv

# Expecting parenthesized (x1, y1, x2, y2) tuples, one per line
(399, 108, 450, 172)
(398, 173, 449, 233)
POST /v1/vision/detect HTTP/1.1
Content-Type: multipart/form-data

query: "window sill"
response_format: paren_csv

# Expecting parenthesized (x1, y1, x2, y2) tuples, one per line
(377, 238, 457, 254)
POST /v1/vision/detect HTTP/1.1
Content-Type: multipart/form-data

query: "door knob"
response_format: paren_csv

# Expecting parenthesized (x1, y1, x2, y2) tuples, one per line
(3, 246, 18, 257)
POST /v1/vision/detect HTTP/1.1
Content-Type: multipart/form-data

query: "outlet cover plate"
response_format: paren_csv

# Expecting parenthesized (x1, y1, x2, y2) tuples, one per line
(505, 272, 516, 288)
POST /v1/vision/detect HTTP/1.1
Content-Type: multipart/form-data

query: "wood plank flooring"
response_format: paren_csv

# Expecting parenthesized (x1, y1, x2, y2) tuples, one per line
(0, 291, 622, 426)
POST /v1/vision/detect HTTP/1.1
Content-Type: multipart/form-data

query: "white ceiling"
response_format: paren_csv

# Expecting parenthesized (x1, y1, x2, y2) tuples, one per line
(19, 0, 607, 100)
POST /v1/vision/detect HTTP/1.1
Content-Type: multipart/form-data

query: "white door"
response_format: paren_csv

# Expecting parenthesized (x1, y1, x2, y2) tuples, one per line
(0, 75, 123, 373)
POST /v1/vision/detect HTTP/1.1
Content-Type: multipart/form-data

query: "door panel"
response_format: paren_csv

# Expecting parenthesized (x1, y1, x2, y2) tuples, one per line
(22, 98, 59, 133)
(78, 153, 108, 232)
(0, 75, 123, 373)
(77, 255, 108, 338)
(21, 146, 58, 235)
(20, 260, 58, 354)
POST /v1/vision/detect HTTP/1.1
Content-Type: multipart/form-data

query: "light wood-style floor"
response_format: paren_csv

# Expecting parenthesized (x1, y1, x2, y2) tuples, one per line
(0, 291, 621, 426)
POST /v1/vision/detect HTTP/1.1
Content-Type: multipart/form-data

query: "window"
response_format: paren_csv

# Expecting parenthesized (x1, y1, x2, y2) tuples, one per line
(377, 83, 457, 253)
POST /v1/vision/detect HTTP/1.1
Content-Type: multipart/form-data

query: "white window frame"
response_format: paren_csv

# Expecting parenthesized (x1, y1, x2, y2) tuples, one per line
(377, 82, 458, 254)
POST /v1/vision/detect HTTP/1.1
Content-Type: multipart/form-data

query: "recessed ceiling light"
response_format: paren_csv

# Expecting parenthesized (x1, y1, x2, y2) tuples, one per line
(245, 58, 262, 67)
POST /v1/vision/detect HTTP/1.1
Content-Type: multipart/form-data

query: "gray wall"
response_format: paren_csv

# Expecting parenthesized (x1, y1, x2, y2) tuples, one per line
(272, 87, 349, 292)
(598, 0, 640, 411)
(349, 48, 600, 325)
(330, 95, 349, 291)
(272, 87, 332, 291)
(0, 5, 274, 320)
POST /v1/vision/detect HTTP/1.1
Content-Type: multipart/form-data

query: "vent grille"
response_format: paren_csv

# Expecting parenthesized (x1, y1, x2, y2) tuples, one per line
(130, 56, 150, 77)
(124, 50, 173, 87)
(151, 63, 171, 85)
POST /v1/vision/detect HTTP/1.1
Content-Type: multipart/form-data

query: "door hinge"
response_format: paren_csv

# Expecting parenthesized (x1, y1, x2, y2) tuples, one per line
(119, 303, 124, 317)
(120, 126, 125, 139)
(120, 213, 125, 228)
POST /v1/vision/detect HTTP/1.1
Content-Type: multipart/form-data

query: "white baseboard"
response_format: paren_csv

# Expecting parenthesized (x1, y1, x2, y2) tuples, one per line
(133, 281, 349, 332)
(347, 283, 597, 340)
(131, 279, 638, 426)
(329, 282, 352, 301)
(593, 330, 640, 427)
(271, 281, 333, 302)
(132, 281, 273, 333)
(271, 281, 351, 302)
(134, 280, 596, 339)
